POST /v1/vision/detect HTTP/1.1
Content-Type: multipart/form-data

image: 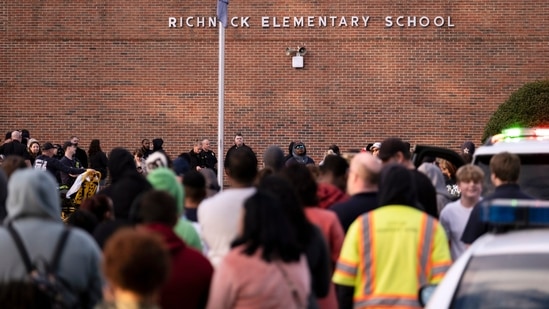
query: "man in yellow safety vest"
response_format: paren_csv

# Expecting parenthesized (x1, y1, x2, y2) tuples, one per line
(333, 163, 452, 309)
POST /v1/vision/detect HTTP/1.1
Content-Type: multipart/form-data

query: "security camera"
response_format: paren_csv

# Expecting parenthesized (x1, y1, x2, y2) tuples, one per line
(297, 46, 307, 56)
(285, 47, 296, 56)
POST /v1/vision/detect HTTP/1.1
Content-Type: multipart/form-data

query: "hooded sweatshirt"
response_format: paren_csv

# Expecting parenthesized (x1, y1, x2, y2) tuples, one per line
(94, 148, 152, 248)
(152, 138, 164, 152)
(0, 169, 103, 308)
(418, 162, 453, 213)
(378, 164, 418, 208)
(290, 142, 315, 165)
(142, 223, 213, 309)
(100, 147, 152, 219)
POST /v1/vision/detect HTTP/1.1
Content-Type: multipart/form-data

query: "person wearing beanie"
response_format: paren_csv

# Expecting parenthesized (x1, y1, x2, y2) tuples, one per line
(147, 167, 202, 251)
(172, 156, 190, 179)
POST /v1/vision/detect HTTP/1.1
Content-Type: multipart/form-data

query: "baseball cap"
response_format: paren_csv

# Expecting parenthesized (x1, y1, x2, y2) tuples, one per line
(461, 141, 476, 155)
(378, 138, 410, 161)
(371, 142, 382, 150)
(172, 157, 190, 176)
(42, 142, 55, 151)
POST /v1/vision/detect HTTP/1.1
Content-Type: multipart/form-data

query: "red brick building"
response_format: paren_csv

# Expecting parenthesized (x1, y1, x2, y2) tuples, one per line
(2, 1, 548, 164)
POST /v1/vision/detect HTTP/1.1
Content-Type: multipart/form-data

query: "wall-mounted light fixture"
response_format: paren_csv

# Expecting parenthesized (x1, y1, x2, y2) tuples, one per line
(285, 46, 307, 68)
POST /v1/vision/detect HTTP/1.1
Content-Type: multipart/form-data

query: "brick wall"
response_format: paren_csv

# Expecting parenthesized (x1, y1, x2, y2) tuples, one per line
(1, 0, 549, 167)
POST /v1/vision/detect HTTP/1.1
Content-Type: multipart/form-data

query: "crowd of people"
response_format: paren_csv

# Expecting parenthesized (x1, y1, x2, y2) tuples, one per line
(0, 129, 534, 308)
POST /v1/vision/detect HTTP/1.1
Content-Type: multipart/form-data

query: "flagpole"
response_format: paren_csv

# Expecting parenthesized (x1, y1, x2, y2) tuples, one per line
(217, 22, 225, 190)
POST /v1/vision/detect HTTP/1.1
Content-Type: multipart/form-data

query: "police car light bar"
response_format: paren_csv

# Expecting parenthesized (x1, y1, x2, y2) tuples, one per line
(482, 199, 549, 227)
(492, 127, 549, 144)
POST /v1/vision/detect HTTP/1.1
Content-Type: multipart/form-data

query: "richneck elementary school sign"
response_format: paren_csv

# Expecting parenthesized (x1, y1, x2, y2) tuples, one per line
(168, 15, 455, 29)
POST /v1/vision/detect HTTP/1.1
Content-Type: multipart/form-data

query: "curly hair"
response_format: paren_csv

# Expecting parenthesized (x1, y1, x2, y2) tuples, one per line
(102, 228, 170, 296)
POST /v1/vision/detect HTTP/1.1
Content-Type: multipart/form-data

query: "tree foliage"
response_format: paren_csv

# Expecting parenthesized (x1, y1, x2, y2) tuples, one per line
(482, 80, 549, 142)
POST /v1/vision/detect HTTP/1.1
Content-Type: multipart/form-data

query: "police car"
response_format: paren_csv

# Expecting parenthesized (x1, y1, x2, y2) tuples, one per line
(473, 127, 549, 200)
(420, 199, 549, 308)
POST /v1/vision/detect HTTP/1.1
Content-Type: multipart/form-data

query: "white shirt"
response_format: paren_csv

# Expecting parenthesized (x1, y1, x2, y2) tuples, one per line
(197, 187, 256, 268)
(439, 199, 475, 261)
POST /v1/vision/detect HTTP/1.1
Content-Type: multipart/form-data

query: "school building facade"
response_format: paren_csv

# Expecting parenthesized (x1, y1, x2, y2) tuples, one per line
(2, 1, 548, 163)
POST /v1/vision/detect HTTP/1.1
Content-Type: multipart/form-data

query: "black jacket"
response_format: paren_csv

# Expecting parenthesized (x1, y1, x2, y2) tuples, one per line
(188, 149, 201, 171)
(99, 148, 152, 219)
(89, 152, 109, 180)
(74, 147, 88, 168)
(224, 144, 254, 169)
(330, 192, 378, 232)
(461, 184, 534, 244)
(199, 150, 218, 173)
(0, 140, 30, 160)
(34, 155, 86, 185)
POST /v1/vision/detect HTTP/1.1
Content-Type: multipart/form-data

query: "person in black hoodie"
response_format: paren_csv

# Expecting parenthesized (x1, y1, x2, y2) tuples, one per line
(152, 138, 165, 154)
(94, 148, 152, 248)
(285, 141, 315, 166)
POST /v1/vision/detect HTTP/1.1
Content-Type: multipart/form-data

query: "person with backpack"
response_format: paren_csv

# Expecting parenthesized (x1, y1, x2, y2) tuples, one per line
(0, 169, 103, 308)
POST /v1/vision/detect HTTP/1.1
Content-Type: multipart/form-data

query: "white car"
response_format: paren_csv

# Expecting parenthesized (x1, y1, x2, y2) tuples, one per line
(473, 127, 549, 200)
(421, 199, 549, 309)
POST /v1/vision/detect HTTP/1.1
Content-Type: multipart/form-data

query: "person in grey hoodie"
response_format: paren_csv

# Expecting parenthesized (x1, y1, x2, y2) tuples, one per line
(0, 169, 103, 308)
(418, 162, 454, 214)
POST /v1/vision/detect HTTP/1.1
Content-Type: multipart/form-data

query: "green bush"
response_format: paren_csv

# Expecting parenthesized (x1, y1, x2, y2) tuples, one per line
(482, 80, 549, 142)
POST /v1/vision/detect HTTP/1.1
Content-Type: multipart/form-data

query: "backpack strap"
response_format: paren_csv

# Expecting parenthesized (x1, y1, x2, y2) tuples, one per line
(50, 228, 70, 273)
(7, 223, 33, 273)
(7, 222, 71, 273)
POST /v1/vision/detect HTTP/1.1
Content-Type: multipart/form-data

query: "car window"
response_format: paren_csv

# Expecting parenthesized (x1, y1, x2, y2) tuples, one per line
(475, 154, 549, 200)
(451, 254, 549, 309)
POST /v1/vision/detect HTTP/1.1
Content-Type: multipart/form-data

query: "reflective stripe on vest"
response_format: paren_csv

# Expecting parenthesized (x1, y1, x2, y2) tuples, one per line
(336, 260, 358, 277)
(355, 296, 421, 308)
(418, 215, 435, 287)
(432, 261, 451, 278)
(359, 214, 374, 295)
(358, 212, 435, 299)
